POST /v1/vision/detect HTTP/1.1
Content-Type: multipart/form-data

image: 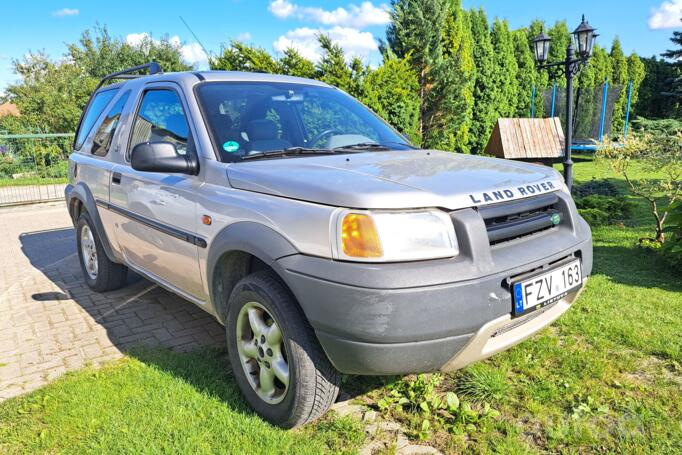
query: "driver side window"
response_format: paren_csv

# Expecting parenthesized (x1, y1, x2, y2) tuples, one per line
(128, 89, 193, 160)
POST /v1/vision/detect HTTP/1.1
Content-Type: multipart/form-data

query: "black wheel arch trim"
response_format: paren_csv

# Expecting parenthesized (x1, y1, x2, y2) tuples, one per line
(65, 183, 119, 263)
(206, 222, 299, 311)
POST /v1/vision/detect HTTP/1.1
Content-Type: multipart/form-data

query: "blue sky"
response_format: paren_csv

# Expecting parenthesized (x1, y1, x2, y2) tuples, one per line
(1, 0, 681, 95)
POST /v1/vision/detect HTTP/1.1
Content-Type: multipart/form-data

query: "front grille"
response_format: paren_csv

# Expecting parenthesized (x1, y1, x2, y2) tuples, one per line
(478, 193, 561, 245)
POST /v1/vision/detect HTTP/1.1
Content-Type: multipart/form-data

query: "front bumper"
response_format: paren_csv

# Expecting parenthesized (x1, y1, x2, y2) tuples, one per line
(276, 192, 593, 375)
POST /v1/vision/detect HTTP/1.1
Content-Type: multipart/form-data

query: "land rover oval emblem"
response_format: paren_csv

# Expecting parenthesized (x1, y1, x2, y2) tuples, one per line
(551, 213, 561, 225)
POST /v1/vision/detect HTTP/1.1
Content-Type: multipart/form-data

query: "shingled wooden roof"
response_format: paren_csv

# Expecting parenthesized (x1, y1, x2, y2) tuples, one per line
(484, 117, 565, 159)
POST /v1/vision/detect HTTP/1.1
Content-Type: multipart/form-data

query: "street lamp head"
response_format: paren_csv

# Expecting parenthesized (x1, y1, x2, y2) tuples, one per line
(573, 14, 596, 58)
(532, 28, 551, 64)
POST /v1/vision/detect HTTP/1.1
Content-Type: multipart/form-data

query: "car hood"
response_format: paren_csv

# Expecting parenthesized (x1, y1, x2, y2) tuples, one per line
(226, 150, 564, 210)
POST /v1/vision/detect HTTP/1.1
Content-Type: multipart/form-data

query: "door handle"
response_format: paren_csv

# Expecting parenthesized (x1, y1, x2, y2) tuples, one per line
(112, 172, 122, 185)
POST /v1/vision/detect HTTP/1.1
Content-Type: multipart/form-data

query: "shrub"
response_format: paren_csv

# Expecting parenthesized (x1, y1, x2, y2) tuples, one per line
(598, 133, 682, 242)
(573, 180, 634, 226)
(631, 117, 682, 136)
(574, 195, 634, 226)
(573, 179, 620, 198)
(0, 155, 21, 178)
(662, 201, 682, 270)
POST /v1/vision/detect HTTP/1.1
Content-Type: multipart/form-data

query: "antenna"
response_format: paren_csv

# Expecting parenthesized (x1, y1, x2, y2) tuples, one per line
(179, 16, 211, 59)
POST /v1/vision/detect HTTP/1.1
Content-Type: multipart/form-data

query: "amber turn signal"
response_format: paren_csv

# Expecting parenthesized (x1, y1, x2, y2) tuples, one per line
(341, 213, 382, 258)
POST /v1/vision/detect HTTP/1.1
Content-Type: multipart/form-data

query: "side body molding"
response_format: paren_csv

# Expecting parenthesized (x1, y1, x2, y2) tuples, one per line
(65, 183, 121, 263)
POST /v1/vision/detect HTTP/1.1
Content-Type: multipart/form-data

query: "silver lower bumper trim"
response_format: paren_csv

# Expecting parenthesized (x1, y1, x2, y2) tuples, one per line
(440, 280, 587, 372)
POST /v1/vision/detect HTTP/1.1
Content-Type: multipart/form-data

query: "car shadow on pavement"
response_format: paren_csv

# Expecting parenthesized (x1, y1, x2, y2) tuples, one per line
(17, 229, 378, 405)
(18, 228, 227, 367)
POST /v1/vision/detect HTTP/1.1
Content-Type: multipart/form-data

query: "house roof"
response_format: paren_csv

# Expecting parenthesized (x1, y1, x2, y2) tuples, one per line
(0, 103, 20, 117)
(485, 117, 565, 159)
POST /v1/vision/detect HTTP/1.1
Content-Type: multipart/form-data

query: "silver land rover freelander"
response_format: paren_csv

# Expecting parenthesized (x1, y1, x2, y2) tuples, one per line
(65, 63, 592, 428)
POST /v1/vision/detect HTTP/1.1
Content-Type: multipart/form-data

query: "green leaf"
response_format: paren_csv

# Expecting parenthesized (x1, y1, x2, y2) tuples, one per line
(419, 401, 430, 413)
(446, 392, 460, 411)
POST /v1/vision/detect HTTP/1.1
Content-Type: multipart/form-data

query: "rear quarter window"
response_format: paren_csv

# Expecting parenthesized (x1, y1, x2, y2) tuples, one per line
(91, 91, 130, 157)
(74, 88, 119, 150)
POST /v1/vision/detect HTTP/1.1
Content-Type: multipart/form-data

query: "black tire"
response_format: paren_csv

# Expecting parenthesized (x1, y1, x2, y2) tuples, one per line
(76, 212, 128, 292)
(226, 270, 339, 428)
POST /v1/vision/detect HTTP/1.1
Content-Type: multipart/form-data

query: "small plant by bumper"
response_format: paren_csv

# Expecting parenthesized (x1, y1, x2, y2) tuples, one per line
(376, 374, 500, 440)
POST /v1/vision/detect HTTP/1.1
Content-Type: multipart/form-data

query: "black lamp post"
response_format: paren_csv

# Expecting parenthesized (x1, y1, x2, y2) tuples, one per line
(532, 15, 597, 192)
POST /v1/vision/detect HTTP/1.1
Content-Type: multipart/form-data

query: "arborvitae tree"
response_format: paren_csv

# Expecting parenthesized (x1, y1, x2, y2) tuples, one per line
(547, 20, 570, 87)
(610, 38, 630, 135)
(468, 8, 498, 153)
(528, 19, 548, 117)
(361, 53, 421, 143)
(211, 41, 282, 73)
(490, 19, 519, 118)
(589, 45, 613, 84)
(279, 48, 315, 78)
(626, 53, 646, 120)
(572, 44, 611, 139)
(385, 0, 448, 140)
(513, 29, 537, 117)
(636, 57, 680, 118)
(425, 0, 475, 152)
(348, 57, 369, 99)
(316, 34, 355, 94)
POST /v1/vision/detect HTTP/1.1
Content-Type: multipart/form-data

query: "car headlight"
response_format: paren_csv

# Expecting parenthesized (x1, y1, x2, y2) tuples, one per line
(333, 209, 459, 262)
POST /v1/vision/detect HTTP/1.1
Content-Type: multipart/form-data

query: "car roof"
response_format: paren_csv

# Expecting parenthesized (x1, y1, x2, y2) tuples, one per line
(115, 70, 333, 89)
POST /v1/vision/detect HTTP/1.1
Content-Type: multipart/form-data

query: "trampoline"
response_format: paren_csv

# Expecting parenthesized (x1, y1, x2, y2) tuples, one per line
(530, 78, 633, 151)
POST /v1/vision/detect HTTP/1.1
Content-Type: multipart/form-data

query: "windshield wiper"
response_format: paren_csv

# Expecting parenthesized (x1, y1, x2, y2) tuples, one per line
(241, 147, 337, 161)
(333, 142, 391, 151)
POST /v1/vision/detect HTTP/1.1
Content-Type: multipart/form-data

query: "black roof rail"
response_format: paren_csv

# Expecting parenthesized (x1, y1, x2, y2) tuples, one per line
(94, 61, 163, 91)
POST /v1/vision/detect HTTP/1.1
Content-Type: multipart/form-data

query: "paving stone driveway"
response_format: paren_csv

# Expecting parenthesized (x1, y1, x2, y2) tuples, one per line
(0, 202, 224, 400)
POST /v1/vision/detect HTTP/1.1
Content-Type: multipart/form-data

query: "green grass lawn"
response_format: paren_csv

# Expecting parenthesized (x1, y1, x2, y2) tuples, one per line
(0, 177, 68, 187)
(1, 154, 681, 454)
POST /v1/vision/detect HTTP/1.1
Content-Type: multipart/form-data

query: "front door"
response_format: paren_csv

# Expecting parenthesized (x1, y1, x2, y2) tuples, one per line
(109, 84, 205, 300)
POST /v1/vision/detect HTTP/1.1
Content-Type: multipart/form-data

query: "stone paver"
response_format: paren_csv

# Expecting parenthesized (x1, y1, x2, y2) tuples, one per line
(0, 202, 224, 400)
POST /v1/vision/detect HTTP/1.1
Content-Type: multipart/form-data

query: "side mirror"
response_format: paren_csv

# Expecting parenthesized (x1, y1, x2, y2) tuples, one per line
(130, 141, 198, 175)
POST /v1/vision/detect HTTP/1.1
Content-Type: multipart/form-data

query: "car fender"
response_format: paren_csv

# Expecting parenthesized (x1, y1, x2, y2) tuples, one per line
(206, 221, 299, 315)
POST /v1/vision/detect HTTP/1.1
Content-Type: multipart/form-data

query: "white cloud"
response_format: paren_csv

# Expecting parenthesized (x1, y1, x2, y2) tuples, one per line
(235, 32, 253, 42)
(52, 8, 79, 17)
(125, 33, 209, 70)
(180, 42, 209, 69)
(268, 0, 390, 29)
(273, 26, 378, 62)
(649, 0, 682, 29)
(125, 32, 151, 47)
(270, 0, 297, 18)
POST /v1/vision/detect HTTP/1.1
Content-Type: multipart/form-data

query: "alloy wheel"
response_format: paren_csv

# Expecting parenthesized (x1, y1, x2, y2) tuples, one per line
(235, 301, 290, 404)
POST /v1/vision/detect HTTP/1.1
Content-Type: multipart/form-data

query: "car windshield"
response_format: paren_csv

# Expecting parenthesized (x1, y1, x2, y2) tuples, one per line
(195, 81, 413, 162)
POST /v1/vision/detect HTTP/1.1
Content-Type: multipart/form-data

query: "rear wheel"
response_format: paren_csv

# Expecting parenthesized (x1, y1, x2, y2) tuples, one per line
(76, 213, 127, 292)
(226, 271, 339, 428)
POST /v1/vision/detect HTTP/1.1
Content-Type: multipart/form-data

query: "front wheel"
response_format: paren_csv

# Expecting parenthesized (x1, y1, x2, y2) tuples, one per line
(226, 271, 339, 428)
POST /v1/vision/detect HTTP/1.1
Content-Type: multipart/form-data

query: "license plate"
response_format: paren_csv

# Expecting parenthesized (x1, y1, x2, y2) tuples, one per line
(512, 259, 582, 316)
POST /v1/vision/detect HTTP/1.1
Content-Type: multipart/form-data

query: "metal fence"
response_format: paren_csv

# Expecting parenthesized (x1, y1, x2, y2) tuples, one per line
(0, 133, 72, 206)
